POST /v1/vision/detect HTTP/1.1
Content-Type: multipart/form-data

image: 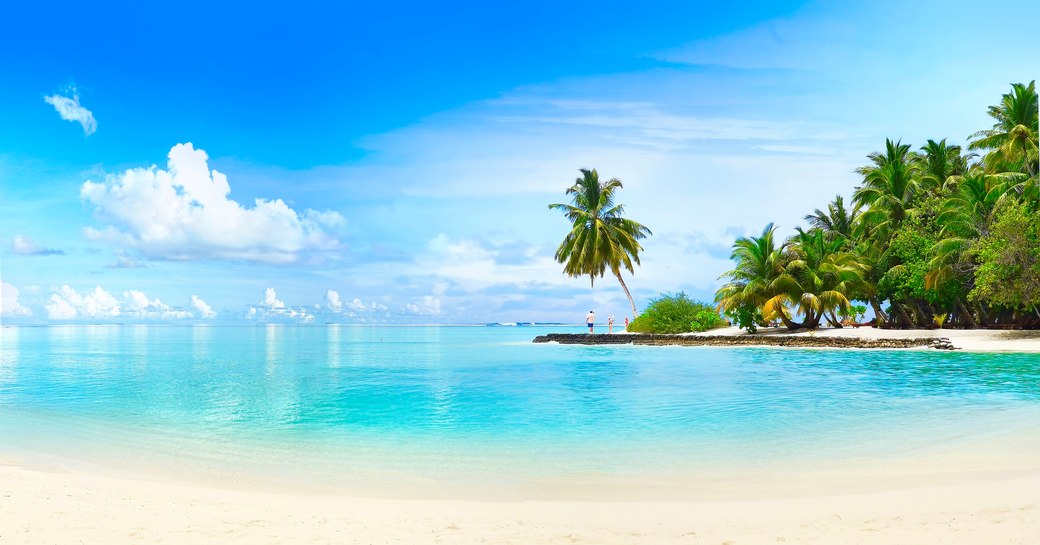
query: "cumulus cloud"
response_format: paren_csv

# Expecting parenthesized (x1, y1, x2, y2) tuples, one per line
(44, 85, 97, 136)
(10, 235, 63, 256)
(122, 290, 192, 319)
(263, 288, 285, 309)
(81, 143, 345, 263)
(406, 295, 442, 315)
(324, 290, 386, 315)
(46, 285, 121, 320)
(190, 295, 217, 318)
(1, 281, 32, 317)
(325, 290, 343, 312)
(43, 285, 213, 320)
(247, 288, 314, 322)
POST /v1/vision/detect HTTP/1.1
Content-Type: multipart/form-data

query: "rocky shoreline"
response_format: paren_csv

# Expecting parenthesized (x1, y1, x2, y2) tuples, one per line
(532, 333, 959, 350)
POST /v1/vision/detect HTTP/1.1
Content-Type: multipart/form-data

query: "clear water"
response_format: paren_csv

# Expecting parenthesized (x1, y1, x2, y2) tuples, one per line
(2, 325, 1039, 496)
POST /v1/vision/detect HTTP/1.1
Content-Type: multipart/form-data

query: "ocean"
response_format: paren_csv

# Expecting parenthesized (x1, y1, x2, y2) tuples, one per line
(2, 324, 1039, 498)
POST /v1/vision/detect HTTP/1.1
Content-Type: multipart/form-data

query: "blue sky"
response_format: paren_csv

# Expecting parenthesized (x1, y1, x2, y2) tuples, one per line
(2, 0, 1038, 324)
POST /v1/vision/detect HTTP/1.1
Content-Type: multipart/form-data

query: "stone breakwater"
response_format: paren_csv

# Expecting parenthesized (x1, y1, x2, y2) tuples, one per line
(532, 333, 960, 350)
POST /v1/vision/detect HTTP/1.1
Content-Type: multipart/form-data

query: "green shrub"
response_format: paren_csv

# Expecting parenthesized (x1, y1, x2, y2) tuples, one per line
(723, 304, 763, 333)
(628, 292, 725, 334)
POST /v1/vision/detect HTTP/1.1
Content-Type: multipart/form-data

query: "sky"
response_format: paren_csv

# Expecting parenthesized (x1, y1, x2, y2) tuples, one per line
(1, 0, 1038, 324)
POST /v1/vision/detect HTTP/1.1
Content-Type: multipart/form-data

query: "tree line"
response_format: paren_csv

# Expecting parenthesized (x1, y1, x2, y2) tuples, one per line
(716, 81, 1039, 330)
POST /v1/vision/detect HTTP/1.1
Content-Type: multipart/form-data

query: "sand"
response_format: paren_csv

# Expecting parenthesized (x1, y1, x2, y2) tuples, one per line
(0, 462, 1036, 545)
(689, 325, 1040, 352)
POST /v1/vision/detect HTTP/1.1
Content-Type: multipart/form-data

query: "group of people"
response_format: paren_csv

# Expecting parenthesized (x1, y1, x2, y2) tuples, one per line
(585, 310, 627, 333)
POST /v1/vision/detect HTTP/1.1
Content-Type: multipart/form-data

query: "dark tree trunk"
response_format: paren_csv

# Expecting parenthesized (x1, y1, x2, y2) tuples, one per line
(892, 302, 915, 328)
(958, 300, 978, 329)
(826, 310, 843, 328)
(869, 297, 890, 325)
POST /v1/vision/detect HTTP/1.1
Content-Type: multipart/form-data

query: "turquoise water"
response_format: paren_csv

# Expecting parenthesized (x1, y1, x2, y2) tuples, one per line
(2, 325, 1040, 496)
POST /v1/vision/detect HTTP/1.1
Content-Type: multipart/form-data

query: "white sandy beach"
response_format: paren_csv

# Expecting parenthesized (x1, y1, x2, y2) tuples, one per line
(1, 462, 1037, 545)
(688, 325, 1040, 352)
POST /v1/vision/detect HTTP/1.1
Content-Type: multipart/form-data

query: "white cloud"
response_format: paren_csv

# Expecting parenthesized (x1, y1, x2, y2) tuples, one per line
(10, 235, 63, 256)
(406, 295, 442, 315)
(1, 281, 32, 317)
(325, 290, 343, 312)
(414, 233, 566, 292)
(122, 290, 192, 319)
(263, 287, 285, 309)
(46, 285, 121, 320)
(44, 85, 97, 136)
(190, 295, 216, 318)
(247, 288, 314, 322)
(81, 143, 345, 264)
(42, 286, 211, 320)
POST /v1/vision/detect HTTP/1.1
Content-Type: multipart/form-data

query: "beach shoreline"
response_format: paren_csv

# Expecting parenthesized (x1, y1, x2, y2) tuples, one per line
(536, 326, 1040, 352)
(2, 460, 1037, 544)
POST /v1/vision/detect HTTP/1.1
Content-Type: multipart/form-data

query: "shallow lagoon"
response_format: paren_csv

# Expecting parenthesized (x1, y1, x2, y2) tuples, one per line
(2, 325, 1039, 496)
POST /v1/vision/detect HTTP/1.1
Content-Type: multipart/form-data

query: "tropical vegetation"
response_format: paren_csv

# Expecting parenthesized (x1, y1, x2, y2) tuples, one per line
(716, 81, 1039, 329)
(627, 292, 725, 334)
(549, 168, 652, 318)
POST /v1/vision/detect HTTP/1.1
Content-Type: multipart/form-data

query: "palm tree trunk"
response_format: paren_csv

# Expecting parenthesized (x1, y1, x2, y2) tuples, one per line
(869, 297, 890, 324)
(778, 311, 801, 330)
(827, 310, 842, 328)
(893, 302, 914, 328)
(958, 300, 977, 329)
(614, 270, 638, 318)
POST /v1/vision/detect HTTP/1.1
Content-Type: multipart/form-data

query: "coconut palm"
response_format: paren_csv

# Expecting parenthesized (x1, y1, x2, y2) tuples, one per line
(969, 81, 1038, 179)
(917, 138, 968, 194)
(785, 228, 868, 328)
(549, 168, 652, 318)
(853, 139, 921, 236)
(804, 195, 859, 246)
(716, 223, 801, 329)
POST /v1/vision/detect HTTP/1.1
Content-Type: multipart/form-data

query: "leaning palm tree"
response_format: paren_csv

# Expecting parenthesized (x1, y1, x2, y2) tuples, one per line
(549, 168, 652, 318)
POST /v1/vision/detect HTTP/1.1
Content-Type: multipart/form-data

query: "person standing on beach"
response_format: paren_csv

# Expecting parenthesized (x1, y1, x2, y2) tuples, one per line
(586, 310, 595, 333)
(608, 315, 615, 333)
(624, 316, 629, 331)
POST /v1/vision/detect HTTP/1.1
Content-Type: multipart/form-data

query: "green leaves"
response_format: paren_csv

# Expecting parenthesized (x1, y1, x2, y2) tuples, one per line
(549, 168, 651, 316)
(969, 199, 1040, 309)
(628, 293, 724, 334)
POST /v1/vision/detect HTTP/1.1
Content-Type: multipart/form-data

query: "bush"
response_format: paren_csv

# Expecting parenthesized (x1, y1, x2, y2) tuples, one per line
(628, 292, 726, 334)
(723, 303, 763, 333)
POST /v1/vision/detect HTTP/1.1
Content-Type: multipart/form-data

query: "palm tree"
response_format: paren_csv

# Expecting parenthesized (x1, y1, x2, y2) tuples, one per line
(804, 195, 859, 246)
(716, 223, 801, 329)
(549, 168, 652, 318)
(853, 139, 921, 236)
(969, 81, 1038, 179)
(917, 138, 968, 194)
(785, 228, 868, 328)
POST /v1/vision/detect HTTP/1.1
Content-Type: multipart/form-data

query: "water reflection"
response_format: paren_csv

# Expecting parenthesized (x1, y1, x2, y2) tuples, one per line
(0, 326, 18, 387)
(191, 325, 212, 361)
(128, 324, 149, 372)
(327, 325, 341, 368)
(265, 324, 280, 375)
(263, 324, 301, 426)
(422, 328, 456, 428)
(84, 324, 118, 356)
